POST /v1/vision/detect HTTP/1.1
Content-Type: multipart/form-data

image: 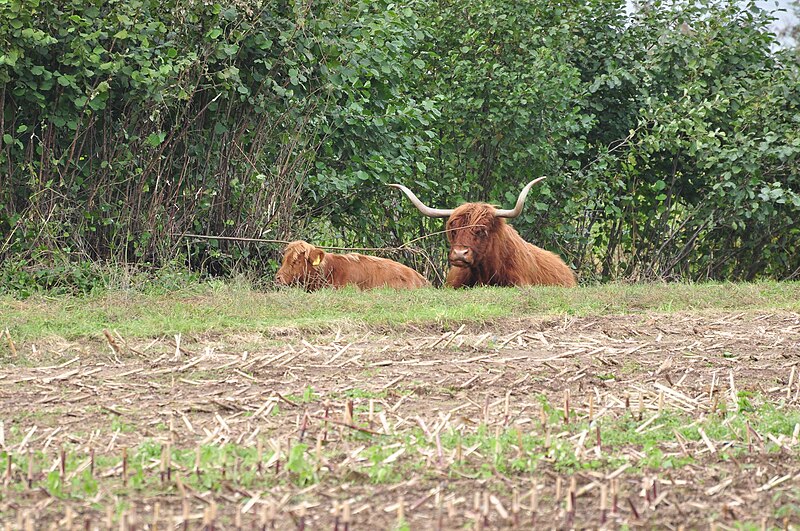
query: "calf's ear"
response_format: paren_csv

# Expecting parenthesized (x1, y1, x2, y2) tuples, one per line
(310, 248, 324, 267)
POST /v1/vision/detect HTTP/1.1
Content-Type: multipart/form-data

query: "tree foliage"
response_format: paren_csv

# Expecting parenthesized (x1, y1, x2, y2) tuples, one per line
(0, 0, 435, 284)
(574, 1, 800, 280)
(1, 0, 798, 293)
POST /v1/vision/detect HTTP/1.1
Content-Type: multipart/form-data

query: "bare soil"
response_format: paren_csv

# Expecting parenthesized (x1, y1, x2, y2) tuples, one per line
(2, 311, 800, 529)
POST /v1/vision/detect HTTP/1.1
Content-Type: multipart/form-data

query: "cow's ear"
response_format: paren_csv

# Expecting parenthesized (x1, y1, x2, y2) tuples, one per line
(310, 248, 324, 267)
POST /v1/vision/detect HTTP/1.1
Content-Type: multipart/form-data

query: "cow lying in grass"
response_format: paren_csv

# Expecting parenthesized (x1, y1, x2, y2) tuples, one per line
(276, 240, 429, 291)
(389, 178, 577, 288)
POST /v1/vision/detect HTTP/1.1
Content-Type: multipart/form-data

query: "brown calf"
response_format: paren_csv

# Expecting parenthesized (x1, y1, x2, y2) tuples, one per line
(275, 240, 429, 291)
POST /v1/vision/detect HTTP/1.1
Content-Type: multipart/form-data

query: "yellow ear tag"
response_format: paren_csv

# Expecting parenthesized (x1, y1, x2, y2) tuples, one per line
(312, 256, 321, 266)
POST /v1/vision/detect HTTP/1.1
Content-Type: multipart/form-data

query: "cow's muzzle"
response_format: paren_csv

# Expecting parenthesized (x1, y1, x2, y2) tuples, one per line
(448, 247, 474, 268)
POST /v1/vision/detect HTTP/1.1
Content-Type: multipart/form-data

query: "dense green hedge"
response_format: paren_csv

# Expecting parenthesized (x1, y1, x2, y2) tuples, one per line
(1, 0, 799, 293)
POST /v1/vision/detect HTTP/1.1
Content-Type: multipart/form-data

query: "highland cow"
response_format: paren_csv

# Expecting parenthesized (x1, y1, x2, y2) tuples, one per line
(389, 178, 576, 288)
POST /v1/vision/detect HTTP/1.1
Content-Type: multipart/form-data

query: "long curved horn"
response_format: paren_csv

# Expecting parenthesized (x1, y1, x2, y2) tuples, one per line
(388, 184, 454, 218)
(494, 177, 547, 218)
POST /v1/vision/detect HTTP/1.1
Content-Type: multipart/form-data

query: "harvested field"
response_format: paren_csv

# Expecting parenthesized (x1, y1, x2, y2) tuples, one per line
(2, 310, 800, 529)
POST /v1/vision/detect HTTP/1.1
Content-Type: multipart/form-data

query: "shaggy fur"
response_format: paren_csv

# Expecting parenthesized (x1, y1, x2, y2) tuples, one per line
(275, 240, 429, 291)
(444, 203, 576, 288)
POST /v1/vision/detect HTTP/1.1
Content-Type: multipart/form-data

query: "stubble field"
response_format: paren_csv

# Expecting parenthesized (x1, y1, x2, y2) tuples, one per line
(1, 283, 800, 529)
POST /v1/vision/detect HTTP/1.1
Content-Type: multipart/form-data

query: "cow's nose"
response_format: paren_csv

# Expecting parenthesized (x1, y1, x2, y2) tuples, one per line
(449, 247, 472, 265)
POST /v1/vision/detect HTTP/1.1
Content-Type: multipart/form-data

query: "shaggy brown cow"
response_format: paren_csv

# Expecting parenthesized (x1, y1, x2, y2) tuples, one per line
(275, 240, 429, 291)
(389, 178, 577, 288)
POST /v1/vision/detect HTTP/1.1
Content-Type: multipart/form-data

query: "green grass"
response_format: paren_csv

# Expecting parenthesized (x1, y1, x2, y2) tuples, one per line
(1, 280, 799, 342)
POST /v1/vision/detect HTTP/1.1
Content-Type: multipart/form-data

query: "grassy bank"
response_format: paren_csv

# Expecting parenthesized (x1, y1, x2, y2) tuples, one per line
(1, 280, 799, 343)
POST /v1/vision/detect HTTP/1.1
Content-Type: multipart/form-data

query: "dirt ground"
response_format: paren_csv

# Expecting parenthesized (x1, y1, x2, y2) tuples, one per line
(1, 311, 800, 529)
